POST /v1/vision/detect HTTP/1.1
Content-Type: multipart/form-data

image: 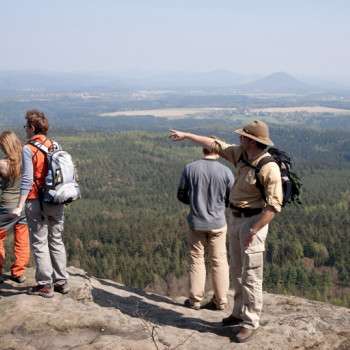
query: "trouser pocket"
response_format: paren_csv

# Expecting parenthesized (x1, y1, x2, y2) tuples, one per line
(246, 252, 263, 269)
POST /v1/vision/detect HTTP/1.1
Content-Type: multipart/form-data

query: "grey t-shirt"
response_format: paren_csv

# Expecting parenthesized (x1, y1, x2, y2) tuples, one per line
(177, 158, 234, 231)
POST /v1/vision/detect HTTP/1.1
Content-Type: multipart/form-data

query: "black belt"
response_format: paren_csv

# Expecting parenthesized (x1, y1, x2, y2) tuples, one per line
(229, 204, 263, 218)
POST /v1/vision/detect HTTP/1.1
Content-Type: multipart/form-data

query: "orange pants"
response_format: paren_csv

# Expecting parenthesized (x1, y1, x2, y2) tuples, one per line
(0, 223, 30, 277)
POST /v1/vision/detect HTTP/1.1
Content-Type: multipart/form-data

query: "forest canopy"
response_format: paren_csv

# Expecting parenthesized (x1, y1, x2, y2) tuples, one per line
(1, 107, 349, 307)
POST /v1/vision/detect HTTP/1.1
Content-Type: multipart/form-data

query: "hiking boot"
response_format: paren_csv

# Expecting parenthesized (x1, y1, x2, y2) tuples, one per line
(11, 275, 26, 283)
(184, 298, 201, 310)
(201, 299, 227, 311)
(54, 281, 70, 294)
(222, 314, 243, 326)
(234, 327, 256, 343)
(28, 284, 54, 298)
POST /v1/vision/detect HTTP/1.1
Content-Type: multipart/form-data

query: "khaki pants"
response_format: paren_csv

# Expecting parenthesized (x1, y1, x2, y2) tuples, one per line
(188, 225, 229, 307)
(228, 212, 268, 329)
(25, 199, 68, 286)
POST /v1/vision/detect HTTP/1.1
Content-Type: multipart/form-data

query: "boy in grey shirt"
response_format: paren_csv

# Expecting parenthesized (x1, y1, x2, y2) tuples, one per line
(178, 145, 234, 310)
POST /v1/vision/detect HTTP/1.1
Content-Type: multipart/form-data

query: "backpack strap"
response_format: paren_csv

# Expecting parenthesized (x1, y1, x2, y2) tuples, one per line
(27, 139, 50, 205)
(255, 156, 276, 171)
(29, 140, 49, 154)
(239, 154, 276, 202)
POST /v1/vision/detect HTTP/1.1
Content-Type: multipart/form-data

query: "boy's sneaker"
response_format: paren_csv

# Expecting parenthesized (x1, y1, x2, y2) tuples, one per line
(184, 298, 201, 310)
(11, 275, 26, 283)
(54, 281, 70, 294)
(28, 284, 54, 298)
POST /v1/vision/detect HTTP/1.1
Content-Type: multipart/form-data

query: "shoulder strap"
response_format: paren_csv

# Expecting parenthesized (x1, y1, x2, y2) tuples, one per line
(27, 139, 50, 193)
(239, 154, 277, 202)
(255, 156, 276, 171)
(238, 154, 275, 171)
(255, 156, 277, 202)
(28, 140, 49, 155)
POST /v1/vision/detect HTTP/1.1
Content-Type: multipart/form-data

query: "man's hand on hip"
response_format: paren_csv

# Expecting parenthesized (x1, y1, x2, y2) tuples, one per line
(245, 227, 258, 248)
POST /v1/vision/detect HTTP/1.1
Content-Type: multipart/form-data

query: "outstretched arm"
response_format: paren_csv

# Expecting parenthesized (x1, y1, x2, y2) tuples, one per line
(169, 129, 215, 149)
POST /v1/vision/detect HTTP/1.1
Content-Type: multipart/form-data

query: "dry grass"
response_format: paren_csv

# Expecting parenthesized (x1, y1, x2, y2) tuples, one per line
(250, 106, 350, 114)
(99, 107, 235, 119)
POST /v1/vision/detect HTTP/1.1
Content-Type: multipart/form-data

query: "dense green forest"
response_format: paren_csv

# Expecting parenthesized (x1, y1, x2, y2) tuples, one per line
(1, 106, 350, 307)
(62, 124, 350, 307)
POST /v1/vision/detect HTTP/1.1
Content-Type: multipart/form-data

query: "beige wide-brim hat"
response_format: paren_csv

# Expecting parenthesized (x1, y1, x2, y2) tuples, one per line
(234, 120, 274, 146)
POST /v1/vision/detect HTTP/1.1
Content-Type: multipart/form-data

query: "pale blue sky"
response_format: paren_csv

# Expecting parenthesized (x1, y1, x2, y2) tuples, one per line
(1, 1, 349, 81)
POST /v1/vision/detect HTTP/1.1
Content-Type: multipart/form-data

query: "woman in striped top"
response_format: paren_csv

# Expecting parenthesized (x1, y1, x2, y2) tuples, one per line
(0, 131, 29, 283)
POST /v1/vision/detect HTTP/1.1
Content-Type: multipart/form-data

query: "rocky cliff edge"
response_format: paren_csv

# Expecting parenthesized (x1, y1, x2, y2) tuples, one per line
(0, 267, 349, 350)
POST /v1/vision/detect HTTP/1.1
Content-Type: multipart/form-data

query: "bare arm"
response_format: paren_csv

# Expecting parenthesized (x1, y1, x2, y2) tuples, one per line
(0, 159, 9, 177)
(12, 194, 28, 217)
(244, 206, 277, 248)
(169, 129, 215, 149)
(13, 146, 32, 217)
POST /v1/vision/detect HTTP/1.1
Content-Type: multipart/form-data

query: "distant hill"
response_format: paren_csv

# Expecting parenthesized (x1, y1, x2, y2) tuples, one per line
(240, 72, 311, 93)
(123, 70, 257, 89)
(0, 70, 338, 93)
(0, 70, 256, 91)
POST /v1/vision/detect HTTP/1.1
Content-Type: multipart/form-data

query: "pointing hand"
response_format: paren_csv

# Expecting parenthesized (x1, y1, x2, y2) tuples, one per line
(169, 129, 187, 141)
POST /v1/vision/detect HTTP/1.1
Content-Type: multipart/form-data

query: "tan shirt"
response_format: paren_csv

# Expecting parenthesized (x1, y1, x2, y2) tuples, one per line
(212, 139, 283, 212)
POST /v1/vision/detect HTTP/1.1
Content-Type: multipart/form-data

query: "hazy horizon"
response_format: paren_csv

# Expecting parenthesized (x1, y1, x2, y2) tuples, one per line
(1, 1, 350, 83)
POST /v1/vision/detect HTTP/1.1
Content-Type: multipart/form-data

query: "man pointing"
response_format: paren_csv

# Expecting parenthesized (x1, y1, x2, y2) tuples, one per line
(170, 120, 282, 343)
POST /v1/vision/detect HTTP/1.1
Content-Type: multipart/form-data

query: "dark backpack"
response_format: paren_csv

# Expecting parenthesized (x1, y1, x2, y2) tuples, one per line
(241, 148, 302, 206)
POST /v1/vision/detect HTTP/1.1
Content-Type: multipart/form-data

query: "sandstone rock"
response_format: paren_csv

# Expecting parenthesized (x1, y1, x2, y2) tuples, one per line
(0, 267, 349, 349)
